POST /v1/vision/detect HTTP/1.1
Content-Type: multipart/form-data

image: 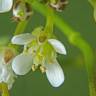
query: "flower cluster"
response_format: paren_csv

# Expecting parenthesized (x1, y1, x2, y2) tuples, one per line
(11, 27, 67, 87)
(0, 0, 68, 95)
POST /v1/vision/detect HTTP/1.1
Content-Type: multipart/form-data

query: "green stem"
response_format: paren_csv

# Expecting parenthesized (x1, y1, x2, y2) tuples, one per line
(14, 20, 28, 35)
(26, 0, 95, 96)
(71, 36, 95, 96)
(11, 20, 28, 50)
(44, 8, 54, 33)
(44, 7, 54, 37)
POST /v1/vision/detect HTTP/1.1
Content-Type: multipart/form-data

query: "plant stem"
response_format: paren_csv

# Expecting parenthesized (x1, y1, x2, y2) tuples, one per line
(10, 20, 29, 51)
(14, 20, 28, 35)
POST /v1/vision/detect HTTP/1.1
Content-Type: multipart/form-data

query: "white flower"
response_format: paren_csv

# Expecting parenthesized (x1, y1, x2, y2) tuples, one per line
(0, 48, 16, 89)
(0, 0, 13, 13)
(11, 33, 67, 87)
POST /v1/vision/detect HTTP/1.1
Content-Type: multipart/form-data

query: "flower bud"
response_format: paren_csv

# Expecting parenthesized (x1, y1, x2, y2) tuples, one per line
(13, 0, 32, 22)
(50, 0, 68, 12)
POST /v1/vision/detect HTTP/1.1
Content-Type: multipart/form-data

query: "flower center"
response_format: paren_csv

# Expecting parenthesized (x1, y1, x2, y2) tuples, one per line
(39, 35, 47, 43)
(31, 64, 46, 73)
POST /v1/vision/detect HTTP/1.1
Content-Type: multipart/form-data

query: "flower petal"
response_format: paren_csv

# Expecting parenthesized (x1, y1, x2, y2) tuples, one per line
(0, 0, 13, 13)
(45, 60, 65, 87)
(0, 63, 16, 89)
(48, 39, 67, 55)
(11, 33, 34, 45)
(1, 65, 10, 83)
(0, 54, 3, 75)
(12, 53, 33, 75)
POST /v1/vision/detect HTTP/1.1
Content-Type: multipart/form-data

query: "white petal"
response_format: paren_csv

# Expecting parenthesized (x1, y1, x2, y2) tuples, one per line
(13, 7, 19, 18)
(12, 53, 33, 75)
(0, 0, 13, 13)
(0, 54, 3, 75)
(6, 73, 16, 89)
(6, 64, 16, 89)
(0, 67, 2, 75)
(45, 60, 64, 87)
(11, 33, 34, 45)
(1, 66, 9, 81)
(48, 39, 67, 55)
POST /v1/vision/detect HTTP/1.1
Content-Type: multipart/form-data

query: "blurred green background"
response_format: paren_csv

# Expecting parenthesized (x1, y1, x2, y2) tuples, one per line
(0, 0, 96, 96)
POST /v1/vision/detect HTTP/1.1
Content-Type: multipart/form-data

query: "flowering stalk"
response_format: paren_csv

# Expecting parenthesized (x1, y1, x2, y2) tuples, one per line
(0, 0, 95, 95)
(16, 0, 95, 96)
(2, 0, 94, 95)
(11, 0, 66, 87)
(44, 7, 54, 36)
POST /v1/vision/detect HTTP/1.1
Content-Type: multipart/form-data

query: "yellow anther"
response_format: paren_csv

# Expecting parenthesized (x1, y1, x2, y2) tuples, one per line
(40, 66, 46, 73)
(32, 64, 37, 72)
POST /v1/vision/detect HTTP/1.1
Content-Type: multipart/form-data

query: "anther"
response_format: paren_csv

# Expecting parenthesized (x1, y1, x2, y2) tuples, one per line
(40, 66, 46, 73)
(32, 64, 37, 72)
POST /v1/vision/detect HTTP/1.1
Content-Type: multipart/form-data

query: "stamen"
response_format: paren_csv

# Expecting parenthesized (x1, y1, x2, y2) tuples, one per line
(32, 64, 37, 72)
(40, 66, 46, 73)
